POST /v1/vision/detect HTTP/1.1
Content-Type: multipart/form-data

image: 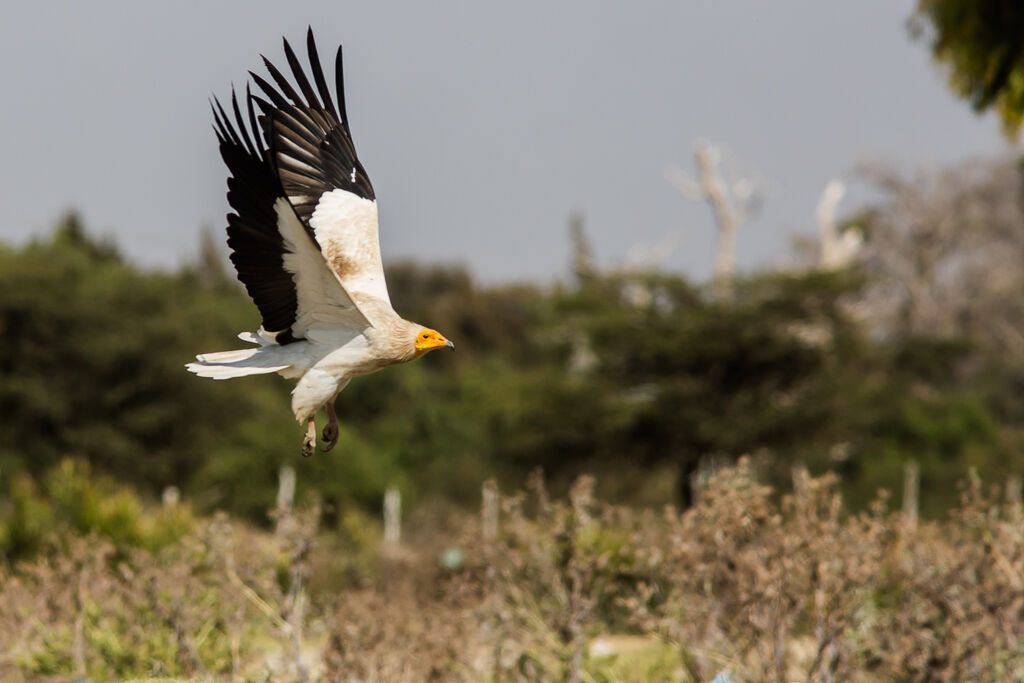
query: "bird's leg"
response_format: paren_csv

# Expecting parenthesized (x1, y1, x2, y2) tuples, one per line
(322, 401, 339, 452)
(302, 416, 316, 457)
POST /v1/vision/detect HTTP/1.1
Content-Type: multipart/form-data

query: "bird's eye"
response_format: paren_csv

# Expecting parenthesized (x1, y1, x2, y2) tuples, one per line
(421, 333, 429, 339)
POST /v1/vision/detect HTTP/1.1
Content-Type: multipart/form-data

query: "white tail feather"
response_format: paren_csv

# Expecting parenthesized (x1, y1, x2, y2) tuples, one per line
(186, 346, 291, 380)
(196, 348, 259, 364)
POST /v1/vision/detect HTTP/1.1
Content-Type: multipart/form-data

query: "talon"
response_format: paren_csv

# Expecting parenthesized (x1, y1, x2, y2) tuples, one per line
(321, 401, 339, 452)
(321, 422, 339, 451)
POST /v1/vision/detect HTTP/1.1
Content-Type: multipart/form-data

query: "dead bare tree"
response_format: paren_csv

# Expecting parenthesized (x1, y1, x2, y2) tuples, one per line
(568, 211, 598, 285)
(816, 179, 862, 270)
(667, 140, 765, 300)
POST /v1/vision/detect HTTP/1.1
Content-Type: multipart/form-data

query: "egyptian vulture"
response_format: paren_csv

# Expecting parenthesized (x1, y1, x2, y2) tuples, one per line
(187, 29, 453, 456)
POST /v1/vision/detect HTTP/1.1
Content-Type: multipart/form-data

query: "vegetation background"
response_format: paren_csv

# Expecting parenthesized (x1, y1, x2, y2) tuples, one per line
(4, 1, 1024, 680)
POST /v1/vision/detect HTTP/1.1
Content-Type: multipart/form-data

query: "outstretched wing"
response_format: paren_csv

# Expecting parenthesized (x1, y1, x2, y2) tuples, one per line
(251, 28, 395, 326)
(212, 31, 379, 344)
(213, 89, 303, 342)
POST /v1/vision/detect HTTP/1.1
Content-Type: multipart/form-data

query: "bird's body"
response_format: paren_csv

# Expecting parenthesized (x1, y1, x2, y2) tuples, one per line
(187, 29, 452, 455)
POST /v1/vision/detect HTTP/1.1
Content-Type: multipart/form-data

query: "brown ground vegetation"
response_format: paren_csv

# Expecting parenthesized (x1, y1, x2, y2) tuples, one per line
(2, 460, 1023, 681)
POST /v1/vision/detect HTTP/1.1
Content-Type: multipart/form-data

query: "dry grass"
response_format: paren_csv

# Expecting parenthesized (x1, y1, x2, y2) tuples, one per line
(3, 460, 1024, 681)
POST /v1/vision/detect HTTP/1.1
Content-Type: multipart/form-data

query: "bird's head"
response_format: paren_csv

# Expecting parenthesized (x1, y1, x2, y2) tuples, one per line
(413, 327, 454, 358)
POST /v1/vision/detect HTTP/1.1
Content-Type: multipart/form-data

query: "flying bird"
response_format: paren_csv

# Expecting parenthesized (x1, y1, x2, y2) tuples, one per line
(187, 29, 453, 456)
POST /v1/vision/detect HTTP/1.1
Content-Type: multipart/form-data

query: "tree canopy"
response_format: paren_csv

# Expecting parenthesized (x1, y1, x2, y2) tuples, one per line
(3, 195, 1023, 523)
(912, 0, 1024, 137)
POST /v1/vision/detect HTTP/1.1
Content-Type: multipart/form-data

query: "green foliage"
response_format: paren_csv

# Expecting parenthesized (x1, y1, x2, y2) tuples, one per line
(2, 213, 1022, 528)
(0, 473, 55, 559)
(912, 0, 1024, 137)
(0, 214, 294, 492)
(1, 519, 295, 681)
(0, 458, 193, 561)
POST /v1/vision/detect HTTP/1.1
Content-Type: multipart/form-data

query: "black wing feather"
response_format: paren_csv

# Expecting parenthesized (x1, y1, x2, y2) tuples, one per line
(283, 38, 322, 116)
(212, 92, 300, 343)
(307, 31, 339, 120)
(211, 29, 371, 344)
(251, 28, 375, 230)
(334, 42, 347, 130)
(260, 56, 306, 110)
(230, 90, 258, 158)
(249, 72, 290, 109)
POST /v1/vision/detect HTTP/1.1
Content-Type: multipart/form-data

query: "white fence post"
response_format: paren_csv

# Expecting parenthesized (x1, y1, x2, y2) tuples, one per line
(384, 487, 401, 547)
(482, 479, 499, 542)
(275, 466, 296, 536)
(903, 460, 919, 531)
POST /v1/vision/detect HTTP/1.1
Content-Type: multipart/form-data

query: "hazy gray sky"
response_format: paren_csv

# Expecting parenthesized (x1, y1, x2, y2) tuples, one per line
(0, 1, 1013, 283)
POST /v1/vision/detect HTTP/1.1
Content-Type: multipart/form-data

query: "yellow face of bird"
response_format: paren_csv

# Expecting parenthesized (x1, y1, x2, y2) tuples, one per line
(414, 328, 454, 357)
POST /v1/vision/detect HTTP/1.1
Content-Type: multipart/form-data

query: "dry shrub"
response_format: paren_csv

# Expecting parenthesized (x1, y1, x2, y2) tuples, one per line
(624, 460, 1024, 682)
(0, 506, 325, 682)
(323, 472, 646, 682)
(483, 472, 642, 682)
(323, 559, 487, 681)
(5, 462, 1024, 682)
(628, 460, 890, 681)
(857, 474, 1024, 680)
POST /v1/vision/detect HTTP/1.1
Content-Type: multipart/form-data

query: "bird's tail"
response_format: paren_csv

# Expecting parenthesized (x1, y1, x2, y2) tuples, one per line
(186, 331, 293, 379)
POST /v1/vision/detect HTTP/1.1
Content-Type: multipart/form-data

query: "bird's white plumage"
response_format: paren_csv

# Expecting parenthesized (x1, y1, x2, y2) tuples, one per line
(188, 193, 400, 413)
(308, 189, 393, 326)
(187, 345, 295, 379)
(276, 196, 371, 340)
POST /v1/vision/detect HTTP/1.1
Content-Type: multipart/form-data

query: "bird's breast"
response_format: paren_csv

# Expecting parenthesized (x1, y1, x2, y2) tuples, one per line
(313, 333, 409, 378)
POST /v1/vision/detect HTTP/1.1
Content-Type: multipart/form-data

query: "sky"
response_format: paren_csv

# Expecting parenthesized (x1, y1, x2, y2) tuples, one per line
(0, 1, 1015, 284)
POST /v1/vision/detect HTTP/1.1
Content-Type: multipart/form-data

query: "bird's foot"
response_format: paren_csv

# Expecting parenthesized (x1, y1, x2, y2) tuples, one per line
(321, 421, 339, 452)
(302, 432, 316, 457)
(302, 417, 316, 457)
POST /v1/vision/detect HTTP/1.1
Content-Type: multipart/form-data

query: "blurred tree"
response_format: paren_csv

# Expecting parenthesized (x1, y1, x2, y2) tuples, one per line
(855, 159, 1024, 357)
(486, 270, 875, 505)
(911, 0, 1024, 137)
(3, 209, 1022, 520)
(195, 226, 230, 290)
(0, 215, 298, 505)
(383, 260, 545, 366)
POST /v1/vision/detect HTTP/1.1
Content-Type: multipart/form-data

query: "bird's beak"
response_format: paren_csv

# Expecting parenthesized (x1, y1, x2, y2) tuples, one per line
(444, 340, 455, 350)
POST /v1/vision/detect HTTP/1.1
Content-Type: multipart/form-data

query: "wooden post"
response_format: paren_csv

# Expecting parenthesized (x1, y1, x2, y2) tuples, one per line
(1006, 476, 1021, 520)
(162, 486, 180, 508)
(275, 466, 296, 536)
(792, 465, 810, 501)
(482, 479, 499, 542)
(903, 460, 919, 531)
(384, 487, 401, 547)
(277, 466, 296, 512)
